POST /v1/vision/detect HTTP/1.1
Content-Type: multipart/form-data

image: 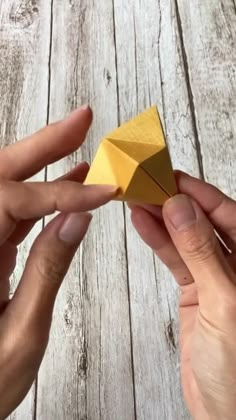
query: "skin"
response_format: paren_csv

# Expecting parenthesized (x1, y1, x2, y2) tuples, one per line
(130, 172, 236, 419)
(0, 106, 117, 419)
(1, 107, 235, 419)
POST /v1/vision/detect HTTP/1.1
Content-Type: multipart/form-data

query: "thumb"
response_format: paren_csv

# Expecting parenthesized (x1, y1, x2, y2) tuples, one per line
(0, 213, 91, 418)
(163, 195, 235, 299)
(5, 212, 92, 338)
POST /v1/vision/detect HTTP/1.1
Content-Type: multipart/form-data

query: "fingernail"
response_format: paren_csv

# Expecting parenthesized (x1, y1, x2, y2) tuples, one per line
(80, 104, 90, 111)
(79, 161, 90, 168)
(165, 195, 197, 231)
(127, 203, 134, 210)
(127, 203, 138, 212)
(66, 106, 91, 120)
(59, 212, 92, 244)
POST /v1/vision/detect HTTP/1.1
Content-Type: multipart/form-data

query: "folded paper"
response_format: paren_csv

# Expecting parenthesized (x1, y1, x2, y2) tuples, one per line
(85, 106, 177, 205)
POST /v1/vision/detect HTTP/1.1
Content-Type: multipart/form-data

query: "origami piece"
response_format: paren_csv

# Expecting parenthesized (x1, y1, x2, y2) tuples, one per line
(85, 106, 177, 205)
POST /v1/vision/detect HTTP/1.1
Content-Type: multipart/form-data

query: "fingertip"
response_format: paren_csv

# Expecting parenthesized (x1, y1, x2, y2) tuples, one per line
(87, 184, 119, 196)
(80, 105, 93, 119)
(138, 203, 163, 220)
(79, 105, 93, 125)
(130, 206, 168, 251)
(127, 202, 139, 211)
(67, 105, 93, 119)
(71, 184, 119, 213)
(63, 105, 93, 132)
(174, 170, 202, 193)
(130, 205, 140, 225)
(71, 161, 90, 172)
(35, 211, 93, 246)
(130, 206, 149, 229)
(58, 212, 93, 245)
(163, 194, 197, 232)
(66, 106, 93, 128)
(58, 106, 93, 153)
(173, 169, 183, 188)
(173, 169, 186, 178)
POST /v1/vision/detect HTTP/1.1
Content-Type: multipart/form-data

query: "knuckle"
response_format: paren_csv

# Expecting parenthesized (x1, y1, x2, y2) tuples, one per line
(182, 230, 218, 262)
(220, 283, 236, 312)
(34, 249, 67, 286)
(0, 179, 9, 197)
(49, 180, 61, 203)
(207, 285, 236, 327)
(166, 256, 184, 272)
(50, 180, 69, 209)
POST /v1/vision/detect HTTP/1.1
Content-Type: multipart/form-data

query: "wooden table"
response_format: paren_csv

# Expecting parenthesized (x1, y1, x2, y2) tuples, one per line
(1, 1, 236, 419)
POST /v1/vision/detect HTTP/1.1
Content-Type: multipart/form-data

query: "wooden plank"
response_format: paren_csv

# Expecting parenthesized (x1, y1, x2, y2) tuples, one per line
(2, 0, 235, 418)
(0, 1, 52, 418)
(113, 0, 200, 418)
(176, 0, 236, 196)
(36, 2, 135, 419)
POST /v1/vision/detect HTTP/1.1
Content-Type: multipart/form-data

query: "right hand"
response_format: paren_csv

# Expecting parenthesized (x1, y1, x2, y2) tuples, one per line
(130, 171, 236, 420)
(0, 106, 117, 419)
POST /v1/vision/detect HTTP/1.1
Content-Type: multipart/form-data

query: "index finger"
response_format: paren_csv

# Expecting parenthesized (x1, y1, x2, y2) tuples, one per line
(9, 161, 90, 246)
(0, 106, 92, 181)
(176, 171, 236, 250)
(0, 181, 118, 245)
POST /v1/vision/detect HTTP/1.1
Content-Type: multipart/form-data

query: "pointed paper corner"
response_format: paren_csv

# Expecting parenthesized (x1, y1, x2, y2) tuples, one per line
(85, 138, 138, 198)
(105, 105, 166, 147)
(107, 138, 162, 164)
(141, 147, 177, 197)
(85, 105, 176, 206)
(124, 165, 170, 205)
(84, 139, 117, 187)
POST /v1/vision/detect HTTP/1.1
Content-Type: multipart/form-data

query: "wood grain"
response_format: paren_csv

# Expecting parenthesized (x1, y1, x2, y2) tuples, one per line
(176, 0, 236, 195)
(36, 2, 135, 419)
(113, 0, 198, 418)
(0, 1, 51, 418)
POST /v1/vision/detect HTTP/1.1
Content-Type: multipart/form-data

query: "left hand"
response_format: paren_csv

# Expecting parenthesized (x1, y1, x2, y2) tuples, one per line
(0, 106, 117, 419)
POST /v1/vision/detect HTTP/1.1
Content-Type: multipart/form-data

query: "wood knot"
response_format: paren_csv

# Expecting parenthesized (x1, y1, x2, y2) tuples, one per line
(165, 319, 177, 352)
(9, 1, 39, 29)
(104, 68, 112, 87)
(63, 295, 74, 332)
(78, 339, 88, 379)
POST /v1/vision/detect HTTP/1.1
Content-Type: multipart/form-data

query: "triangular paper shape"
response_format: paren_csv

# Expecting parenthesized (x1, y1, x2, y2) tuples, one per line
(125, 166, 169, 203)
(107, 106, 166, 146)
(95, 139, 138, 190)
(108, 139, 164, 163)
(141, 148, 177, 196)
(85, 106, 177, 205)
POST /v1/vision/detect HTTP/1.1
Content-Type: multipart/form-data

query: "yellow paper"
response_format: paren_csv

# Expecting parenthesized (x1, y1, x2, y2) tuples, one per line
(85, 106, 177, 205)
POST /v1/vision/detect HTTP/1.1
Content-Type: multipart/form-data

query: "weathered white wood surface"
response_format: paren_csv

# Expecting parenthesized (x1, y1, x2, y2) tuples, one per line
(37, 2, 135, 419)
(112, 1, 199, 419)
(177, 0, 236, 197)
(0, 1, 51, 419)
(0, 0, 235, 419)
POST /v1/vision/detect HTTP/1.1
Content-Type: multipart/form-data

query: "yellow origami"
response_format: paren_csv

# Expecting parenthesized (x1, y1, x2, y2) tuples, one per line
(85, 106, 177, 205)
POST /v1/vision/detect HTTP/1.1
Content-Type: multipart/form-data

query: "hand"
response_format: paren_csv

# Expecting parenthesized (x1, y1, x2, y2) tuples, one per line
(0, 106, 117, 419)
(130, 171, 236, 420)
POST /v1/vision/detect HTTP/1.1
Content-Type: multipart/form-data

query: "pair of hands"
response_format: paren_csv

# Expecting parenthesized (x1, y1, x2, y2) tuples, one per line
(0, 107, 235, 419)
